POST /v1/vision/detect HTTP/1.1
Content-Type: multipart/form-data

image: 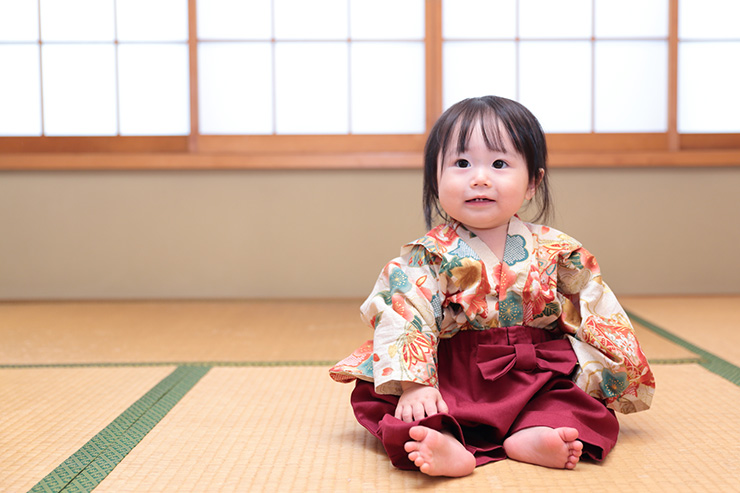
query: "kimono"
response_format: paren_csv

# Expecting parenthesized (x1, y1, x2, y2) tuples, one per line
(330, 217, 655, 415)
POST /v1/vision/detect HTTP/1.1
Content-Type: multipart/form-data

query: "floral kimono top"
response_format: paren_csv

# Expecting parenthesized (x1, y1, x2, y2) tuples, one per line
(330, 217, 655, 414)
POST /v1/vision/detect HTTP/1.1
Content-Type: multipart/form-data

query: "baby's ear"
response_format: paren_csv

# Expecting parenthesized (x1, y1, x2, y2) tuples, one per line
(527, 169, 545, 199)
(535, 168, 545, 186)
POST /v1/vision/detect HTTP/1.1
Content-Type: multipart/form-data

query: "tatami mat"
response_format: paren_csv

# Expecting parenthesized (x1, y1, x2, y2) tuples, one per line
(622, 295, 740, 367)
(0, 299, 695, 366)
(1, 297, 739, 492)
(0, 300, 367, 366)
(629, 319, 698, 362)
(94, 364, 740, 492)
(0, 366, 175, 492)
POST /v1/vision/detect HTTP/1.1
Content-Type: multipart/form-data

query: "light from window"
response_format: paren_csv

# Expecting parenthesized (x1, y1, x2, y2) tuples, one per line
(0, 0, 38, 42)
(0, 43, 42, 136)
(40, 0, 115, 42)
(2, 0, 738, 139)
(196, 0, 426, 135)
(198, 42, 275, 134)
(679, 42, 740, 133)
(274, 42, 350, 134)
(0, 0, 42, 135)
(42, 44, 119, 136)
(443, 41, 518, 106)
(118, 44, 190, 136)
(595, 41, 668, 132)
(519, 0, 592, 39)
(442, 0, 669, 133)
(679, 0, 738, 39)
(0, 0, 189, 136)
(351, 42, 425, 134)
(196, 0, 273, 40)
(678, 0, 740, 133)
(116, 0, 188, 42)
(594, 0, 668, 38)
(519, 41, 593, 133)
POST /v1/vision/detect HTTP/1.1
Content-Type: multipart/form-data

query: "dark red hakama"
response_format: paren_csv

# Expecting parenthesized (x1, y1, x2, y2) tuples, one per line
(351, 326, 619, 470)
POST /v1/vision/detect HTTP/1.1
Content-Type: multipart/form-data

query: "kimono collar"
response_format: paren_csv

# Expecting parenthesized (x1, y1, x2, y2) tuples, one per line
(452, 217, 535, 270)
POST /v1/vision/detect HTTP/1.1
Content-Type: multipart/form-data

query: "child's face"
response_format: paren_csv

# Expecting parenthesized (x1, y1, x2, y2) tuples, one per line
(437, 123, 536, 237)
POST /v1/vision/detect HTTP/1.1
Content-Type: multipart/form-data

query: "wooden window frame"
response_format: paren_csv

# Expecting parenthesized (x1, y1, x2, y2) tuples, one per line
(1, 0, 738, 170)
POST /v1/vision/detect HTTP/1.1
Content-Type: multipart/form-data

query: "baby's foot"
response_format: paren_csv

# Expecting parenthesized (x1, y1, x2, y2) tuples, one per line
(503, 426, 583, 469)
(403, 426, 476, 477)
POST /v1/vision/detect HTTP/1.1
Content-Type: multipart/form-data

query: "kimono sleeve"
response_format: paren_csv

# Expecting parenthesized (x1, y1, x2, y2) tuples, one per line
(557, 246, 656, 414)
(361, 245, 443, 396)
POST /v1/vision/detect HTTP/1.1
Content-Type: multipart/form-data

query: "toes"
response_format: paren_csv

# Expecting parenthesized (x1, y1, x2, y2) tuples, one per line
(409, 425, 429, 441)
(409, 451, 427, 469)
(565, 446, 582, 470)
(557, 427, 579, 443)
(569, 440, 583, 459)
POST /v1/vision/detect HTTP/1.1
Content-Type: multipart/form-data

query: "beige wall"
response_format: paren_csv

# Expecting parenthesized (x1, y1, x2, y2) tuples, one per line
(1, 166, 738, 300)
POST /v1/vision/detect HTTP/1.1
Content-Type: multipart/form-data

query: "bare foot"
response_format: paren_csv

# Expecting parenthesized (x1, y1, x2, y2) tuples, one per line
(403, 426, 476, 477)
(503, 427, 583, 469)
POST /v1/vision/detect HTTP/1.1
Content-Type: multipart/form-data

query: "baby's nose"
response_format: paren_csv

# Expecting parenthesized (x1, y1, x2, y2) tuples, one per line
(472, 168, 492, 186)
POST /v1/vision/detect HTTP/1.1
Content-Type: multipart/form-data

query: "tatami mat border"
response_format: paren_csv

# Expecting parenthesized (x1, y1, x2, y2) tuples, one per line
(626, 310, 740, 386)
(28, 366, 210, 493)
(647, 358, 703, 365)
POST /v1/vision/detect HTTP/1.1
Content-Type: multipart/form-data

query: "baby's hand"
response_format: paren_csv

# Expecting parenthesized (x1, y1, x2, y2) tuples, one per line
(395, 382, 449, 423)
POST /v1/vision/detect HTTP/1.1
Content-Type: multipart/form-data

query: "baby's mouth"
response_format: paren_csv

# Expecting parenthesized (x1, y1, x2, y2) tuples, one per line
(466, 197, 494, 203)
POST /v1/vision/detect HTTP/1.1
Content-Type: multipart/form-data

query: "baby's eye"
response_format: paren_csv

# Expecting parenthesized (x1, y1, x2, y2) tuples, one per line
(454, 159, 471, 168)
(492, 160, 508, 169)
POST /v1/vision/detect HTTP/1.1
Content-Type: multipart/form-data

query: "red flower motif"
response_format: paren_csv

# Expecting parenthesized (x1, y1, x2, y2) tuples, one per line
(461, 275, 491, 319)
(392, 293, 414, 321)
(522, 264, 556, 315)
(398, 330, 434, 368)
(427, 224, 458, 250)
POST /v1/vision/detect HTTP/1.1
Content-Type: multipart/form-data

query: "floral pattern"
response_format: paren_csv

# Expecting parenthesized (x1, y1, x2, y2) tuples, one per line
(329, 217, 655, 414)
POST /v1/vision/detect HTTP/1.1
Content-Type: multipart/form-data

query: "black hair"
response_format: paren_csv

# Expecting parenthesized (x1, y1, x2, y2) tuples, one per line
(422, 96, 553, 229)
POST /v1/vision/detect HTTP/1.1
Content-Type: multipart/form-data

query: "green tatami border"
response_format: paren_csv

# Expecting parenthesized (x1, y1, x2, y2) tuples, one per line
(28, 366, 210, 493)
(626, 310, 740, 387)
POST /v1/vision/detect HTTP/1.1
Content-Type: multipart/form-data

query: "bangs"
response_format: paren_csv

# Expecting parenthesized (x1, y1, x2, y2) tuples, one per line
(445, 106, 509, 158)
